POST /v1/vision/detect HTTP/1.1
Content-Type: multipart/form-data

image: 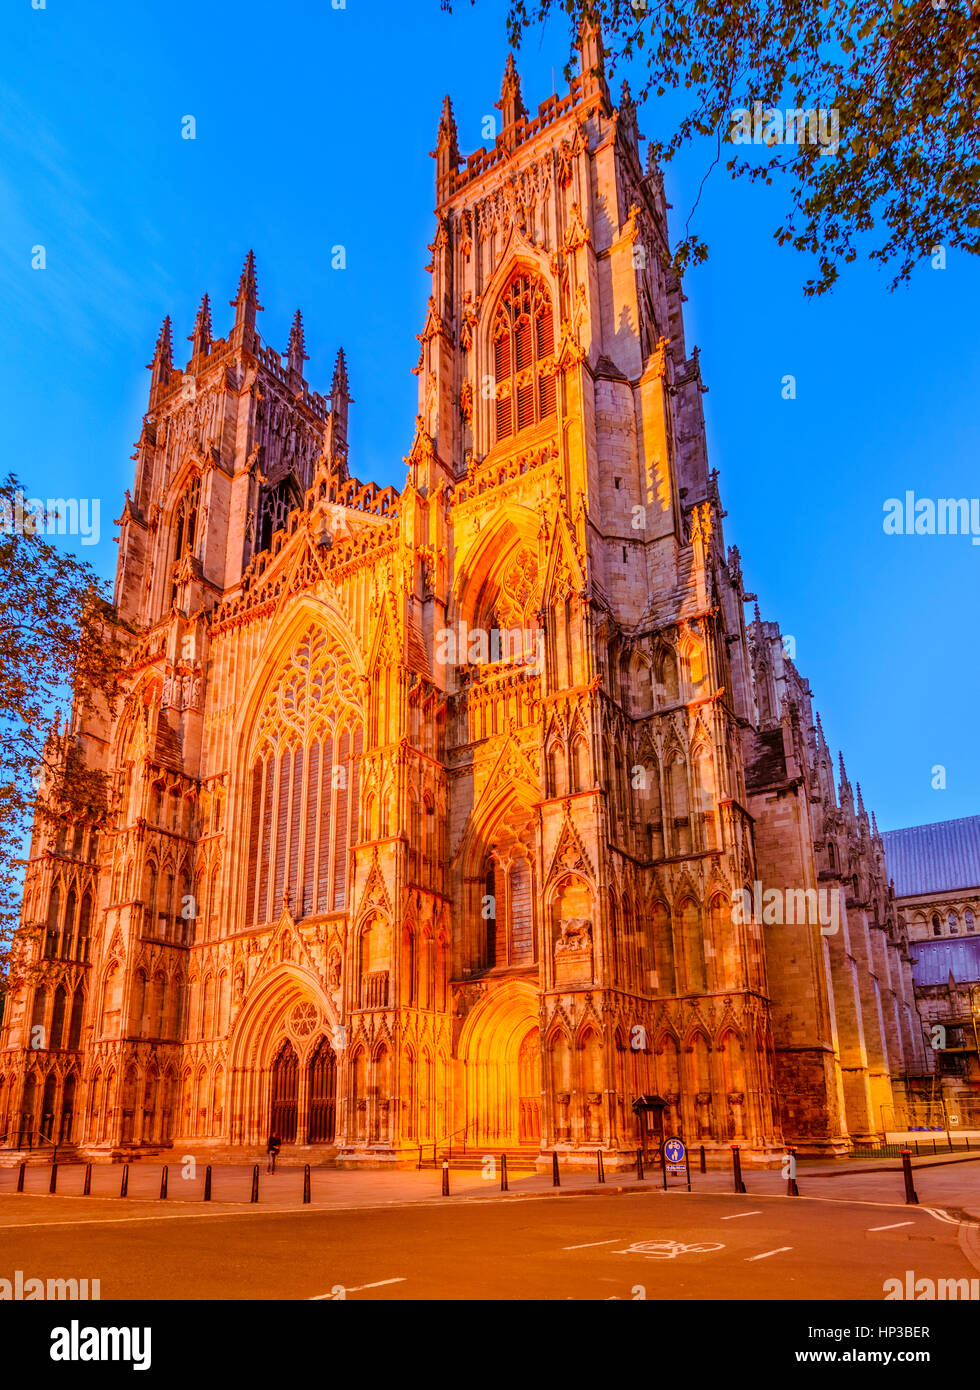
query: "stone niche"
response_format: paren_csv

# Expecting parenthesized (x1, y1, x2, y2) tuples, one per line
(552, 876, 594, 986)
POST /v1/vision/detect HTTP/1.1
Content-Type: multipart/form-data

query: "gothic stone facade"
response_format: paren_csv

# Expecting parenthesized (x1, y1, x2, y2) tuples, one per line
(0, 30, 925, 1165)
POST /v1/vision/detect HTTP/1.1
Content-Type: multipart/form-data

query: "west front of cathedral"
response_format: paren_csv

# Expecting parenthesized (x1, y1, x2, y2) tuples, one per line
(0, 27, 927, 1167)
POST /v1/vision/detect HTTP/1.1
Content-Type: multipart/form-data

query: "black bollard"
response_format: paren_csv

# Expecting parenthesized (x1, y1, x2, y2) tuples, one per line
(303, 1164, 311, 1204)
(83, 1163, 92, 1196)
(441, 1160, 450, 1196)
(731, 1145, 746, 1194)
(120, 1164, 129, 1198)
(16, 1162, 25, 1193)
(203, 1165, 212, 1202)
(661, 1144, 668, 1191)
(250, 1165, 259, 1203)
(500, 1154, 508, 1192)
(552, 1151, 561, 1187)
(900, 1149, 919, 1205)
(160, 1165, 168, 1200)
(597, 1150, 605, 1184)
(49, 1163, 58, 1194)
(786, 1146, 799, 1197)
(635, 1148, 644, 1182)
(699, 1144, 706, 1174)
(914, 1139, 920, 1156)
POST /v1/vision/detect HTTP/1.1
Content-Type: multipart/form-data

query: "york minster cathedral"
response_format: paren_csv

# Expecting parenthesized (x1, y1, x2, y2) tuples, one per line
(0, 24, 926, 1166)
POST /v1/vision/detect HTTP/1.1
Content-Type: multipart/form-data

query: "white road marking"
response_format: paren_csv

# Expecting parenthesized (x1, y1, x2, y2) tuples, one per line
(563, 1238, 619, 1250)
(868, 1221, 914, 1231)
(921, 1206, 962, 1226)
(311, 1277, 406, 1299)
(721, 1211, 762, 1220)
(745, 1246, 792, 1261)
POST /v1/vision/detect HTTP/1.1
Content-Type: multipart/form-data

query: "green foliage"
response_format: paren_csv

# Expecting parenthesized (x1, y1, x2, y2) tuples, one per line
(0, 474, 121, 981)
(490, 0, 980, 293)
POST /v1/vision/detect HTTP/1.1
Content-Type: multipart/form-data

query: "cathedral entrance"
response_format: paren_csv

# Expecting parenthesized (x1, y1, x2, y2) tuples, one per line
(307, 1036, 337, 1143)
(270, 1040, 298, 1142)
(457, 982, 541, 1150)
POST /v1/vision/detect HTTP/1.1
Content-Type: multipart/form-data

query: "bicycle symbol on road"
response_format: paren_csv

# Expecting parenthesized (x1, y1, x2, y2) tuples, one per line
(615, 1239, 724, 1260)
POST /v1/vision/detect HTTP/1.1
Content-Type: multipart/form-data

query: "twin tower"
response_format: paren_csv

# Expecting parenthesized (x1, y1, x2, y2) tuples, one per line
(0, 22, 925, 1166)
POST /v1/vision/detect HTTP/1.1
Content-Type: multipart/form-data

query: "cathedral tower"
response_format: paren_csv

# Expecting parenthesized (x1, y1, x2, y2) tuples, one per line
(0, 28, 923, 1166)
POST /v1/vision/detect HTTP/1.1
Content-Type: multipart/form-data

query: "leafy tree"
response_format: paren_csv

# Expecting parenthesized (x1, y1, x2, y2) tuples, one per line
(483, 0, 980, 294)
(0, 474, 121, 986)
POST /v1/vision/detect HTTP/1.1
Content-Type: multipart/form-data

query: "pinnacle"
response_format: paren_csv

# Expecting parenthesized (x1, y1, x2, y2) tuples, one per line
(497, 51, 526, 122)
(149, 315, 173, 373)
(232, 249, 262, 309)
(332, 346, 350, 395)
(189, 293, 212, 353)
(289, 309, 308, 363)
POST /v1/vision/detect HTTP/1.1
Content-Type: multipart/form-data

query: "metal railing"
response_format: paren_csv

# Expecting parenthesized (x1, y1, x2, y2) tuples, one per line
(417, 1123, 475, 1169)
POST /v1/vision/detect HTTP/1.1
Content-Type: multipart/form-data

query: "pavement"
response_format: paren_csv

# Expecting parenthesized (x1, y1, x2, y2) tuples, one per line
(2, 1151, 979, 1217)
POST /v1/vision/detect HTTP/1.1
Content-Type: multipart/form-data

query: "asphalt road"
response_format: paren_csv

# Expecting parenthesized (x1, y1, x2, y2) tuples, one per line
(2, 1189, 976, 1301)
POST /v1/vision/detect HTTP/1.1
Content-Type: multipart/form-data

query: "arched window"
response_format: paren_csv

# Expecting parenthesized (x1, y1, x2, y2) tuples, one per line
(170, 475, 200, 602)
(948, 911, 959, 935)
(245, 650, 362, 927)
(44, 884, 61, 959)
(932, 912, 942, 936)
(51, 984, 68, 1050)
(492, 271, 556, 443)
(59, 889, 76, 956)
(66, 989, 84, 1050)
(77, 891, 92, 962)
(484, 861, 498, 967)
(258, 478, 299, 553)
(966, 909, 976, 933)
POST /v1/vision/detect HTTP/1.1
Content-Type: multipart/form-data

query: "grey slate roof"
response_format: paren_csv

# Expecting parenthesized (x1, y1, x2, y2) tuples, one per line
(882, 815, 980, 898)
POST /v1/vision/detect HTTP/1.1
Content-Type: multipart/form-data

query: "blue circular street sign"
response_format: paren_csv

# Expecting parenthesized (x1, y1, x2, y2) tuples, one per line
(664, 1137, 686, 1165)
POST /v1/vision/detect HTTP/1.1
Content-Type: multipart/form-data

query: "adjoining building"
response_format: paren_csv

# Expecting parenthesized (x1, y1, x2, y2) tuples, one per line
(883, 816, 980, 1129)
(0, 24, 925, 1166)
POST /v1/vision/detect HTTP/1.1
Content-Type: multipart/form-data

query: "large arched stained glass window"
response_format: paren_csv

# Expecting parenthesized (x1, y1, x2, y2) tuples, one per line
(245, 627, 363, 925)
(492, 272, 556, 444)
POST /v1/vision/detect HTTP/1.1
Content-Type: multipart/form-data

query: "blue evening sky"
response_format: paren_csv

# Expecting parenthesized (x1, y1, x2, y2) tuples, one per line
(1, 0, 976, 834)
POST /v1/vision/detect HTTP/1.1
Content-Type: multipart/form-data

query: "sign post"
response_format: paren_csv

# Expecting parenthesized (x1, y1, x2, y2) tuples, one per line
(663, 1136, 688, 1190)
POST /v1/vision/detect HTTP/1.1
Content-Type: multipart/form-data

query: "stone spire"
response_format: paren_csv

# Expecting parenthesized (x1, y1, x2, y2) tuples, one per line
(328, 348, 352, 463)
(148, 316, 173, 392)
(856, 782, 870, 835)
(496, 53, 527, 130)
(433, 95, 460, 193)
(578, 6, 609, 102)
(231, 250, 263, 342)
(619, 79, 640, 148)
(189, 293, 212, 360)
(838, 752, 855, 816)
(287, 310, 308, 383)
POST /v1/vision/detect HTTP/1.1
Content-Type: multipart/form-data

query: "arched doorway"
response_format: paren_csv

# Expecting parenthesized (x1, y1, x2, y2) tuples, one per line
(457, 982, 541, 1149)
(308, 1036, 337, 1143)
(270, 1040, 298, 1142)
(226, 966, 337, 1148)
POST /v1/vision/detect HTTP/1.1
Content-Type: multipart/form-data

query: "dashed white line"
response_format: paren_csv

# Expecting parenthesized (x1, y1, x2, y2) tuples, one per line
(868, 1221, 914, 1231)
(745, 1246, 793, 1261)
(563, 1238, 620, 1250)
(721, 1211, 762, 1220)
